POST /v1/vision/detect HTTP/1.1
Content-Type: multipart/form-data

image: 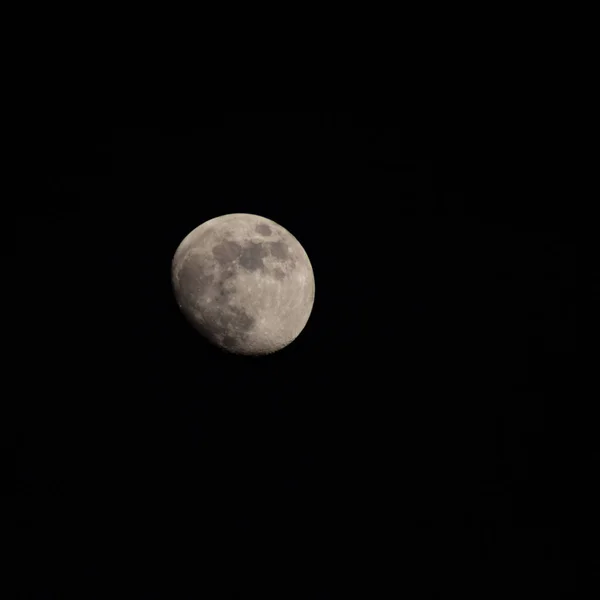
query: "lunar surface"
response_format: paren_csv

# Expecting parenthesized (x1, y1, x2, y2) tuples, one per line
(171, 213, 315, 355)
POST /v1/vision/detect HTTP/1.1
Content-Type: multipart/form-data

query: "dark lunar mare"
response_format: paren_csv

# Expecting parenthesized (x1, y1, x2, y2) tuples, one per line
(187, 304, 256, 351)
(239, 242, 268, 271)
(176, 246, 257, 351)
(212, 241, 243, 264)
(268, 241, 289, 260)
(178, 259, 214, 302)
(212, 306, 254, 350)
(255, 224, 271, 235)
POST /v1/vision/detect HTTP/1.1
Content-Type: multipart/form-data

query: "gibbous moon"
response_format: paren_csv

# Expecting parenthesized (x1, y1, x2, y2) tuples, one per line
(172, 213, 315, 355)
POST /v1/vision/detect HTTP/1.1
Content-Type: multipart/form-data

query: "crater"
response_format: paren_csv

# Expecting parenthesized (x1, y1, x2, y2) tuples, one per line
(239, 242, 268, 271)
(216, 285, 230, 300)
(221, 335, 238, 349)
(212, 240, 243, 264)
(255, 223, 272, 236)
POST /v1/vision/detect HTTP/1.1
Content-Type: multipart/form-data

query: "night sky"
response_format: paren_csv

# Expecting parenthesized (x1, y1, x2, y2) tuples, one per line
(17, 115, 584, 597)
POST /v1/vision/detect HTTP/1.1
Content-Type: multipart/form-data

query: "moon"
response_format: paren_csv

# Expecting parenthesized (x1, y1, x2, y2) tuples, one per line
(171, 213, 315, 355)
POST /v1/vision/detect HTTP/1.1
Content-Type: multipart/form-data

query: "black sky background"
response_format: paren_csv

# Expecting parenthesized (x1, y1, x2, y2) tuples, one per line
(16, 115, 585, 597)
